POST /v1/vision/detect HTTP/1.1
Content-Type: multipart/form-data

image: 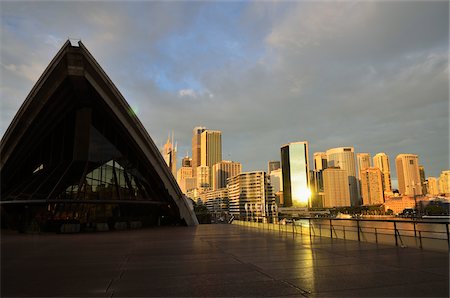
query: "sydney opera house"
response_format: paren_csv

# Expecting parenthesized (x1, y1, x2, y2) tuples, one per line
(0, 40, 198, 232)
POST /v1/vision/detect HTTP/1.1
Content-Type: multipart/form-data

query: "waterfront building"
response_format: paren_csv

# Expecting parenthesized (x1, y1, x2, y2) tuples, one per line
(0, 40, 198, 230)
(323, 167, 351, 208)
(204, 188, 229, 213)
(427, 177, 439, 195)
(191, 126, 206, 176)
(360, 167, 384, 206)
(161, 134, 177, 177)
(281, 141, 311, 207)
(212, 160, 242, 190)
(268, 161, 281, 175)
(395, 154, 422, 196)
(313, 152, 328, 171)
(438, 170, 450, 195)
(326, 147, 359, 206)
(269, 168, 283, 206)
(373, 153, 392, 194)
(384, 196, 429, 214)
(228, 172, 275, 220)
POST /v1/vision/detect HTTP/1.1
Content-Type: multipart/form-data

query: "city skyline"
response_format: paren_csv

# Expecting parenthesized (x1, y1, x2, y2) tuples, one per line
(1, 1, 448, 179)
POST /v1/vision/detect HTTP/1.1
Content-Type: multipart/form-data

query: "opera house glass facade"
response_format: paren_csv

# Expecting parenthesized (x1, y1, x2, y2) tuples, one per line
(0, 40, 198, 232)
(281, 142, 311, 207)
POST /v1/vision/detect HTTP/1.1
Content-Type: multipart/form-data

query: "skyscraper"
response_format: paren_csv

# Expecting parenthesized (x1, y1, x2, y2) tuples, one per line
(200, 129, 222, 186)
(269, 168, 283, 206)
(161, 134, 177, 177)
(268, 161, 281, 175)
(427, 177, 439, 195)
(196, 165, 210, 191)
(360, 168, 384, 206)
(200, 130, 222, 167)
(373, 153, 392, 194)
(313, 152, 328, 171)
(438, 170, 450, 195)
(212, 160, 242, 190)
(419, 165, 427, 195)
(357, 153, 371, 180)
(395, 154, 422, 196)
(281, 141, 310, 207)
(181, 155, 192, 167)
(323, 167, 351, 208)
(191, 126, 206, 176)
(326, 147, 359, 206)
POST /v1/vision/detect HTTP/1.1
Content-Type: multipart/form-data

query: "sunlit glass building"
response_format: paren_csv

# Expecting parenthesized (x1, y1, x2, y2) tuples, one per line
(280, 141, 311, 208)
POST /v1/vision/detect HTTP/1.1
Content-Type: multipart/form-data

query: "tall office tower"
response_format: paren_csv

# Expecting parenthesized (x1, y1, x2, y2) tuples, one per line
(196, 165, 210, 191)
(269, 168, 283, 206)
(191, 126, 206, 176)
(281, 141, 310, 208)
(326, 147, 359, 206)
(427, 177, 439, 195)
(323, 167, 351, 207)
(419, 166, 427, 194)
(312, 152, 327, 208)
(161, 134, 177, 177)
(200, 129, 222, 186)
(176, 166, 194, 194)
(228, 171, 275, 219)
(395, 154, 422, 196)
(181, 155, 192, 167)
(360, 168, 384, 206)
(373, 152, 392, 193)
(357, 153, 371, 179)
(310, 170, 324, 208)
(438, 170, 450, 195)
(313, 152, 328, 171)
(268, 161, 281, 175)
(212, 160, 242, 190)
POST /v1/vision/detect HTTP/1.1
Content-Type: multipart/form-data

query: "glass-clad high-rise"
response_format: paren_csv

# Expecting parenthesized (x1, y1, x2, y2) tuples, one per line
(281, 141, 310, 207)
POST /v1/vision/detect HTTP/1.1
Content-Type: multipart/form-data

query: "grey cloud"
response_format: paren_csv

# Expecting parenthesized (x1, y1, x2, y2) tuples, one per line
(1, 1, 448, 179)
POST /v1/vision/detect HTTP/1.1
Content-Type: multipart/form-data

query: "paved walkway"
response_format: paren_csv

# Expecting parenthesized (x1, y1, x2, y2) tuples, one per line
(1, 224, 448, 297)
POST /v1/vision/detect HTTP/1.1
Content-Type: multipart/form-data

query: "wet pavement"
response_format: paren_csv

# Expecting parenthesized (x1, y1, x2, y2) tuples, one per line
(1, 224, 449, 297)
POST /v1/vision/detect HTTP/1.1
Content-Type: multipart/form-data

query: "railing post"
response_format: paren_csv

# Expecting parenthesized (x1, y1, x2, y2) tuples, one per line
(357, 220, 360, 242)
(413, 221, 417, 238)
(446, 224, 449, 251)
(309, 218, 312, 239)
(343, 226, 346, 240)
(319, 224, 322, 237)
(330, 219, 333, 239)
(394, 222, 398, 247)
(375, 228, 378, 244)
(419, 231, 423, 249)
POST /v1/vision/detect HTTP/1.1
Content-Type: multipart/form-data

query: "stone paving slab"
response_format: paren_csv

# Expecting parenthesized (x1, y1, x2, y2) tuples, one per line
(1, 224, 449, 297)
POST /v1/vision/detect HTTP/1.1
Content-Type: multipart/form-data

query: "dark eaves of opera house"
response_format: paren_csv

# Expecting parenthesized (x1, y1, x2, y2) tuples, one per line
(0, 40, 199, 233)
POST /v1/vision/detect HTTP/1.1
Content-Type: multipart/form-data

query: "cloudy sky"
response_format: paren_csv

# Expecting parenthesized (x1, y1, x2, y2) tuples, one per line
(1, 1, 448, 184)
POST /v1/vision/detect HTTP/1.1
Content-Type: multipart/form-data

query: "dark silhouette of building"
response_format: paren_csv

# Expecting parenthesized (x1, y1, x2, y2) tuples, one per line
(0, 40, 198, 232)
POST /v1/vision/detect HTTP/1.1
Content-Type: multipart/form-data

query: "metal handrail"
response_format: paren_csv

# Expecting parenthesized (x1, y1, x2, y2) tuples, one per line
(233, 216, 449, 251)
